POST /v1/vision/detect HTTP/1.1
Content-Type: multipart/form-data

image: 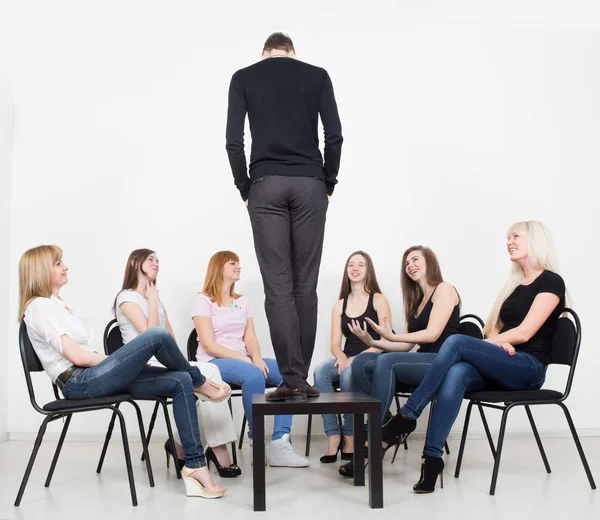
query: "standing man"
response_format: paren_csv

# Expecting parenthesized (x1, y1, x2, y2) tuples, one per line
(226, 33, 343, 401)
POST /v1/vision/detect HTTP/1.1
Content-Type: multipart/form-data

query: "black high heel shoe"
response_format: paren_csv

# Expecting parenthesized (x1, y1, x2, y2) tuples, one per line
(205, 447, 242, 478)
(164, 440, 185, 471)
(320, 435, 344, 463)
(381, 411, 417, 444)
(338, 439, 401, 478)
(340, 436, 353, 461)
(413, 455, 444, 493)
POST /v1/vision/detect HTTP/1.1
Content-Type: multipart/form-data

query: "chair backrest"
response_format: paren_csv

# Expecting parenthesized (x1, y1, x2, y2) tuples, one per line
(550, 308, 581, 399)
(103, 318, 124, 355)
(187, 329, 198, 362)
(19, 321, 51, 414)
(459, 314, 485, 340)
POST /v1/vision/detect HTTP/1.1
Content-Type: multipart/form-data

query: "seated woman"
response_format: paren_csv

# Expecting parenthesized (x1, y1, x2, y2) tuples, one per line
(339, 245, 460, 477)
(313, 251, 391, 463)
(191, 251, 308, 468)
(19, 245, 230, 498)
(382, 221, 566, 493)
(114, 248, 240, 477)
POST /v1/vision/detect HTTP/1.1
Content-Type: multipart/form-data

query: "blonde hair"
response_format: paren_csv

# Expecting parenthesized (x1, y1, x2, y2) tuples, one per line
(18, 245, 63, 321)
(202, 251, 242, 307)
(484, 221, 564, 336)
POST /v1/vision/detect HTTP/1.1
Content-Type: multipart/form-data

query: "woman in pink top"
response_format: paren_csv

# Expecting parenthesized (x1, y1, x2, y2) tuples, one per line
(191, 251, 308, 468)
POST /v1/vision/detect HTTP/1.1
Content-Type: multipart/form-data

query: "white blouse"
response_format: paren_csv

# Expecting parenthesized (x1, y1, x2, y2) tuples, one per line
(24, 296, 94, 383)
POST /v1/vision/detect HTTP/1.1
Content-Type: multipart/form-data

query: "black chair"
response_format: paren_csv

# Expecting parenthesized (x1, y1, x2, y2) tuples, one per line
(15, 322, 154, 507)
(454, 308, 596, 495)
(393, 313, 486, 458)
(304, 382, 343, 457)
(186, 329, 277, 454)
(102, 319, 181, 479)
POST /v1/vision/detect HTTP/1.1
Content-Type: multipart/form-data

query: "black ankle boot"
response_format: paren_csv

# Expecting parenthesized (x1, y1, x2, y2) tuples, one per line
(413, 455, 444, 493)
(381, 411, 417, 444)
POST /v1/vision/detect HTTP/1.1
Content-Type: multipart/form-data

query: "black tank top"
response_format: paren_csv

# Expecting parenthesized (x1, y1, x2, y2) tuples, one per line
(408, 286, 461, 353)
(341, 293, 381, 357)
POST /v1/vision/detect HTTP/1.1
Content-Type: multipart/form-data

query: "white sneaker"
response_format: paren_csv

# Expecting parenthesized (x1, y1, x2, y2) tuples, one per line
(268, 434, 309, 467)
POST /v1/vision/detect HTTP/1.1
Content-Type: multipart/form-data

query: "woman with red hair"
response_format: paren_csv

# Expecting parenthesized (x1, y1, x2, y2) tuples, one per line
(191, 251, 308, 468)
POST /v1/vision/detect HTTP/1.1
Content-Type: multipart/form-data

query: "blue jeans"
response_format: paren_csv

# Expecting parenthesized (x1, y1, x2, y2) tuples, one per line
(60, 327, 207, 468)
(209, 357, 292, 440)
(403, 334, 547, 458)
(352, 351, 438, 424)
(313, 358, 355, 436)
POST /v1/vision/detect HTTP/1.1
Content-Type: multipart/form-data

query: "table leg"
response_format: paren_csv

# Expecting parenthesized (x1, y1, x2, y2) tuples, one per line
(353, 412, 365, 486)
(368, 410, 383, 508)
(253, 413, 266, 511)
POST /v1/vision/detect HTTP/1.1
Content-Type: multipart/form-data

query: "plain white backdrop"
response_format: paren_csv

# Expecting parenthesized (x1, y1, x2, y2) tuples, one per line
(1, 1, 599, 443)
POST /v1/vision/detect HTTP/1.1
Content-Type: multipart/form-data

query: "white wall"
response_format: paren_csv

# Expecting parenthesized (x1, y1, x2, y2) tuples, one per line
(7, 1, 600, 441)
(0, 0, 13, 442)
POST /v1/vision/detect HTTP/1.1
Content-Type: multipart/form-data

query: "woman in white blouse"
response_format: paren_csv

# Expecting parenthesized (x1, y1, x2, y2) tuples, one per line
(114, 248, 240, 478)
(19, 245, 229, 499)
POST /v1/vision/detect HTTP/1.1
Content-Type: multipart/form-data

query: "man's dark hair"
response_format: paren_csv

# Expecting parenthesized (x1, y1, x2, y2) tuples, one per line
(263, 32, 295, 53)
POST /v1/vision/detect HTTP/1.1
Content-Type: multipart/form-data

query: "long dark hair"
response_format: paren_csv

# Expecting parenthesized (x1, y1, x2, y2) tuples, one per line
(338, 251, 382, 300)
(401, 246, 444, 325)
(112, 248, 156, 314)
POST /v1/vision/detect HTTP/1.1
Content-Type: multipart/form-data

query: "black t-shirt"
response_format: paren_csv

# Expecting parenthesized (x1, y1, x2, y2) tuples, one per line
(499, 270, 565, 364)
(407, 286, 461, 353)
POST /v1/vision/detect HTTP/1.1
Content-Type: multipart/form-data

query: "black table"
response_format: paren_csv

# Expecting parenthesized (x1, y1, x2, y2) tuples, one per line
(252, 392, 383, 511)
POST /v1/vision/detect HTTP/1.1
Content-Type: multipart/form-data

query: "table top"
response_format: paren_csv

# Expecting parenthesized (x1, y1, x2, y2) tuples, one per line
(251, 392, 381, 415)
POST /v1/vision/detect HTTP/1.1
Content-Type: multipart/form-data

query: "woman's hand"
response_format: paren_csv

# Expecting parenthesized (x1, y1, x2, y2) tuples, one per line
(485, 338, 516, 355)
(348, 320, 376, 347)
(334, 354, 351, 375)
(365, 316, 395, 341)
(145, 279, 159, 302)
(252, 356, 270, 378)
(499, 342, 515, 355)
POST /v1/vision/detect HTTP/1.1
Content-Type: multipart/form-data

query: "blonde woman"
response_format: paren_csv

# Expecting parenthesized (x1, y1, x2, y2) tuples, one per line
(19, 245, 229, 498)
(380, 221, 566, 493)
(114, 248, 240, 477)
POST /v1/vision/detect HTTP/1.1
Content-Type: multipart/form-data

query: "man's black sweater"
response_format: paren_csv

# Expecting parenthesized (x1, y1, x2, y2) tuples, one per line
(226, 57, 343, 201)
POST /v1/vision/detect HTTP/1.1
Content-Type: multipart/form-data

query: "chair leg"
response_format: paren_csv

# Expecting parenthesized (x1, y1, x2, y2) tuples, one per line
(129, 400, 155, 487)
(161, 400, 181, 479)
(305, 414, 313, 457)
(444, 441, 450, 455)
(97, 405, 120, 473)
(239, 414, 247, 450)
(489, 407, 511, 495)
(454, 400, 474, 478)
(45, 414, 72, 487)
(524, 405, 551, 473)
(558, 402, 597, 490)
(141, 401, 160, 461)
(227, 397, 238, 466)
(114, 406, 138, 506)
(391, 442, 401, 464)
(478, 404, 497, 458)
(15, 415, 53, 506)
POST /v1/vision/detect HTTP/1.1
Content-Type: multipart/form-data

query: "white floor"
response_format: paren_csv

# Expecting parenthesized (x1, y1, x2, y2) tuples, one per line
(0, 435, 598, 520)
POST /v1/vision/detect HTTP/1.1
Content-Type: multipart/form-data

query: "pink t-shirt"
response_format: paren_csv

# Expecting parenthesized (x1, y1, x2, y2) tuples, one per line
(190, 293, 252, 363)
